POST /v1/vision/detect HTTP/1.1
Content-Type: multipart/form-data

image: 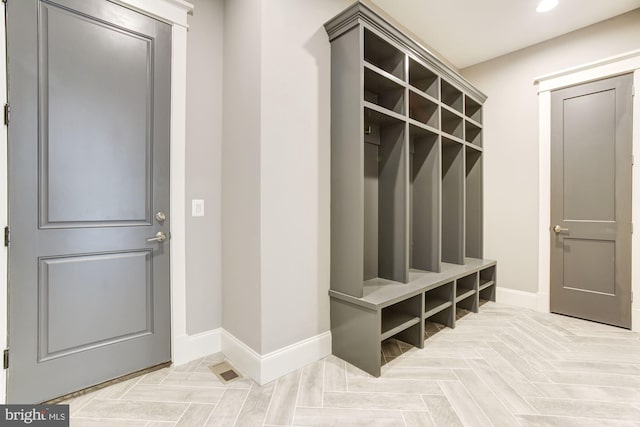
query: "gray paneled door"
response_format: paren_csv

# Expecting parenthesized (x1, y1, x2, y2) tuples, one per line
(6, 0, 171, 402)
(550, 74, 633, 329)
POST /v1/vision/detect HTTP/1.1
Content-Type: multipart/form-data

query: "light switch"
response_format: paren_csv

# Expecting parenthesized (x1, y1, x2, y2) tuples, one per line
(192, 199, 205, 217)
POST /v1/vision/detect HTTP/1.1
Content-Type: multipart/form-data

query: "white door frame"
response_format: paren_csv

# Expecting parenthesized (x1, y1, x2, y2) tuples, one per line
(535, 50, 640, 332)
(0, 0, 194, 403)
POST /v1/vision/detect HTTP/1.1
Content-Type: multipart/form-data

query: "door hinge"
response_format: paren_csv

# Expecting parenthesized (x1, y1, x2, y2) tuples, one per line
(4, 226, 9, 247)
(3, 104, 9, 126)
(3, 349, 8, 370)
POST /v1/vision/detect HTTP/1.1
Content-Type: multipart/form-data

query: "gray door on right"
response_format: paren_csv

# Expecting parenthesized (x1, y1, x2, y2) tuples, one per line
(550, 74, 633, 329)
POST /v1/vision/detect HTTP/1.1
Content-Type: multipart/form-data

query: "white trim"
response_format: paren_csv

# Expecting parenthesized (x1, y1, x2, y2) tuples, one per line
(535, 49, 640, 91)
(221, 330, 332, 385)
(172, 328, 222, 367)
(633, 69, 640, 333)
(114, 0, 193, 28)
(496, 287, 539, 311)
(0, 0, 196, 402)
(0, 0, 8, 405)
(168, 23, 190, 367)
(538, 90, 551, 315)
(536, 50, 640, 332)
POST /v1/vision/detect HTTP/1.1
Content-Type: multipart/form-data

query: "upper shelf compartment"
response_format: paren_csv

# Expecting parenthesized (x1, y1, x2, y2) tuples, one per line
(465, 96, 482, 123)
(441, 80, 463, 114)
(409, 58, 438, 100)
(364, 28, 405, 80)
(364, 65, 405, 115)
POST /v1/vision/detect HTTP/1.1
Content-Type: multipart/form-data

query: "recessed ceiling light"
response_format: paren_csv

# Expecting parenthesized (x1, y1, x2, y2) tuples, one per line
(537, 0, 559, 13)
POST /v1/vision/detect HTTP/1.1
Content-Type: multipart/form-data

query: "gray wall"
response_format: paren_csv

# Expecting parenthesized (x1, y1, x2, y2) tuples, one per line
(221, 0, 353, 354)
(185, 0, 224, 334)
(221, 0, 263, 351)
(259, 0, 353, 353)
(462, 9, 640, 293)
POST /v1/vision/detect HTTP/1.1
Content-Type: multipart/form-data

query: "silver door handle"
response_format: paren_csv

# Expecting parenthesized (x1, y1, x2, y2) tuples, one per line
(553, 225, 569, 233)
(147, 231, 167, 243)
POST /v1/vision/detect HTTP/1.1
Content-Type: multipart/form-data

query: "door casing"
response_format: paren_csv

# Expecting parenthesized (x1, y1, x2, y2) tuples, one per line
(0, 0, 194, 403)
(536, 52, 640, 332)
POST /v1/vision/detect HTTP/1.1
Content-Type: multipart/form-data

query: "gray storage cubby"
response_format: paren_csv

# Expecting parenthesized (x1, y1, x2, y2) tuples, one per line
(456, 272, 478, 312)
(424, 281, 454, 328)
(326, 1, 496, 377)
(381, 294, 423, 343)
(442, 138, 464, 265)
(409, 58, 438, 98)
(465, 95, 483, 122)
(465, 147, 483, 259)
(465, 121, 482, 147)
(479, 264, 497, 302)
(441, 80, 463, 113)
(410, 125, 440, 273)
(364, 27, 404, 80)
(363, 107, 408, 284)
(442, 108, 464, 140)
(364, 65, 405, 115)
(409, 90, 439, 129)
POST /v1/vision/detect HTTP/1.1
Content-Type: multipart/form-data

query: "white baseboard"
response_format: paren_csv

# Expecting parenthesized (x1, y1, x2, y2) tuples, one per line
(222, 330, 332, 385)
(173, 328, 222, 367)
(537, 292, 550, 313)
(633, 308, 640, 333)
(496, 287, 539, 311)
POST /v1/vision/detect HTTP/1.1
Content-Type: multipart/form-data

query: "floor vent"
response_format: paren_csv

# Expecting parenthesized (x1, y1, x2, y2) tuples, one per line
(209, 361, 242, 384)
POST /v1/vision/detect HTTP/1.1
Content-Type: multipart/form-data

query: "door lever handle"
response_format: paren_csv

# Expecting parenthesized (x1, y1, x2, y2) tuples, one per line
(553, 225, 569, 234)
(147, 231, 167, 243)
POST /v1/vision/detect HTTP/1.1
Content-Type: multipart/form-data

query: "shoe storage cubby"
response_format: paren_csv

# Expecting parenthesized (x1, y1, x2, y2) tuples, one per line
(479, 264, 497, 302)
(326, 1, 496, 376)
(456, 272, 478, 312)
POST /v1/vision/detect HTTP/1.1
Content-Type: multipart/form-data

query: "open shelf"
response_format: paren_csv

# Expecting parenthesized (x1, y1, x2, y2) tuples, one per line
(410, 124, 440, 273)
(380, 311, 420, 341)
(479, 265, 496, 301)
(441, 139, 464, 265)
(441, 80, 463, 113)
(455, 273, 478, 313)
(465, 147, 482, 259)
(364, 28, 404, 80)
(465, 95, 482, 122)
(380, 294, 422, 342)
(465, 120, 482, 147)
(364, 66, 405, 115)
(424, 281, 454, 328)
(441, 108, 463, 139)
(409, 90, 439, 128)
(409, 58, 438, 99)
(364, 106, 408, 283)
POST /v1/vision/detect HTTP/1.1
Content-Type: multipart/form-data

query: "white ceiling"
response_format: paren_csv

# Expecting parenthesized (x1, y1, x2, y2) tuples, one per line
(369, 0, 640, 69)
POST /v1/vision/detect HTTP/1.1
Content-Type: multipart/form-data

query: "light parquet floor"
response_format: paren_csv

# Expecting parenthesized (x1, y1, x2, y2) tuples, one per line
(65, 302, 640, 426)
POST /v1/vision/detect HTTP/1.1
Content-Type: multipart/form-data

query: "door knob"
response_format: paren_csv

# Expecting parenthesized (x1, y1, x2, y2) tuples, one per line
(553, 225, 569, 233)
(147, 231, 167, 243)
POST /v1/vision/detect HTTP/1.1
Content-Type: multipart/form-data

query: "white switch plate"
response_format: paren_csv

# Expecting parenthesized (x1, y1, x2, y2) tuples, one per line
(192, 199, 205, 217)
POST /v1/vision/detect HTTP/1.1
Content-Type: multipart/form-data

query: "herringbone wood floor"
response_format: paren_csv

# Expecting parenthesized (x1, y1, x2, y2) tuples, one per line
(66, 302, 640, 426)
